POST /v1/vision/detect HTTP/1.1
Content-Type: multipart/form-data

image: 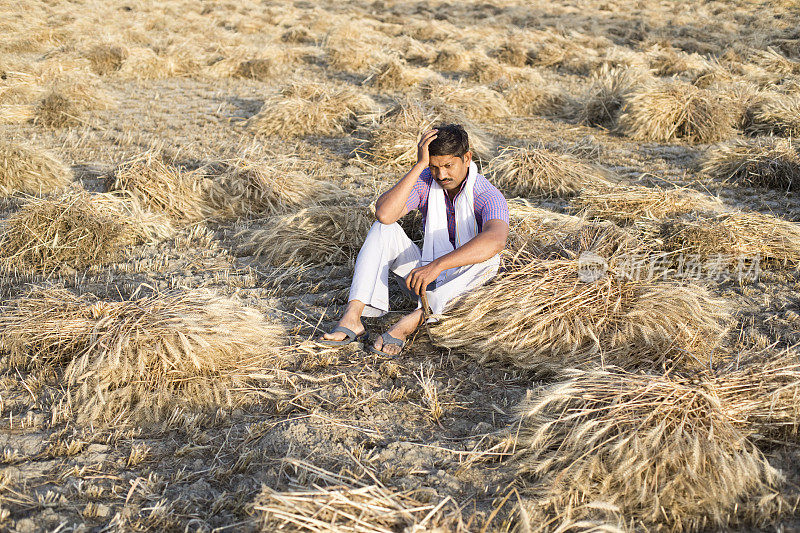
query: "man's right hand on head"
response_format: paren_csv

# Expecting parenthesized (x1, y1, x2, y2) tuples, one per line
(416, 129, 438, 168)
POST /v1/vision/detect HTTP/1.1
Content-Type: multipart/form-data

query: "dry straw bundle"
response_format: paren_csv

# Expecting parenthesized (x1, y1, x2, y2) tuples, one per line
(507, 199, 638, 258)
(207, 159, 350, 219)
(483, 145, 615, 198)
(247, 80, 376, 138)
(82, 43, 129, 75)
(0, 190, 173, 274)
(512, 368, 785, 532)
(366, 58, 440, 90)
(0, 287, 287, 426)
(429, 254, 729, 374)
(702, 138, 800, 191)
(422, 81, 510, 121)
(34, 77, 114, 128)
(325, 24, 388, 73)
(503, 82, 570, 117)
(359, 98, 494, 168)
(235, 204, 373, 267)
(617, 80, 735, 143)
(576, 66, 651, 128)
(254, 469, 462, 532)
(662, 211, 800, 267)
(431, 44, 473, 73)
(110, 152, 213, 223)
(0, 140, 72, 197)
(715, 348, 800, 441)
(0, 103, 35, 124)
(570, 184, 722, 224)
(745, 93, 800, 138)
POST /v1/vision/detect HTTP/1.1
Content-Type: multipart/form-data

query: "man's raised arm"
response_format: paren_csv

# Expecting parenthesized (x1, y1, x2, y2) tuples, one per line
(374, 129, 437, 224)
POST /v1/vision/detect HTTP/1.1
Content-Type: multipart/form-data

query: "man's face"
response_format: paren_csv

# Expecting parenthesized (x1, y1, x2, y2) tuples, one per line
(429, 151, 471, 191)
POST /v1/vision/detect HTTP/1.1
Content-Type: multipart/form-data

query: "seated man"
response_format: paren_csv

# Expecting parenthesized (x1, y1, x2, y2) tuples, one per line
(321, 124, 509, 356)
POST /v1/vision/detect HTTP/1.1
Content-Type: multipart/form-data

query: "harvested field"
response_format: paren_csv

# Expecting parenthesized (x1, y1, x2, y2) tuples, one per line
(2, 0, 800, 531)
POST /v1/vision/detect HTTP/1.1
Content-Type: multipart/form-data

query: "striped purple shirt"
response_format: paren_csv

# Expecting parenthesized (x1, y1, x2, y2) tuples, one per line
(404, 168, 509, 247)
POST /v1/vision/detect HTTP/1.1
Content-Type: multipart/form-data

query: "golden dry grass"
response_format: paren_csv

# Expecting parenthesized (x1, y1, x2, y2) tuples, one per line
(422, 81, 511, 122)
(745, 92, 800, 137)
(0, 286, 287, 426)
(513, 368, 785, 532)
(247, 80, 376, 138)
(507, 198, 638, 258)
(207, 158, 350, 219)
(617, 80, 736, 143)
(662, 211, 800, 268)
(702, 138, 800, 191)
(0, 190, 173, 274)
(483, 145, 615, 198)
(429, 253, 730, 375)
(110, 152, 214, 223)
(234, 204, 374, 267)
(0, 140, 72, 197)
(359, 98, 494, 168)
(503, 82, 571, 117)
(365, 58, 440, 90)
(570, 184, 723, 224)
(576, 66, 651, 128)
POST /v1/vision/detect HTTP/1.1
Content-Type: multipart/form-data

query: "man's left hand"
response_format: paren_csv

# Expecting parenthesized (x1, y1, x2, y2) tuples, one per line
(406, 261, 443, 296)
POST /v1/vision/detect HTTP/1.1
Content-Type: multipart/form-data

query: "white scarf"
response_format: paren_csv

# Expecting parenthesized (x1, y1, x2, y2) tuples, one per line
(421, 161, 500, 285)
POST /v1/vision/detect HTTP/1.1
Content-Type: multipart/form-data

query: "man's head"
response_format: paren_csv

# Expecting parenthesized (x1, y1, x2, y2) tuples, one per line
(428, 124, 472, 192)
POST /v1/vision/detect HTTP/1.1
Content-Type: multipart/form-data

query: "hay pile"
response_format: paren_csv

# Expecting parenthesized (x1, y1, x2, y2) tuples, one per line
(513, 368, 785, 531)
(0, 287, 286, 426)
(431, 44, 473, 72)
(483, 145, 615, 198)
(359, 98, 494, 168)
(570, 184, 723, 224)
(422, 82, 510, 121)
(247, 80, 376, 138)
(0, 104, 35, 124)
(0, 190, 173, 274)
(503, 82, 570, 117)
(576, 66, 650, 128)
(34, 78, 114, 128)
(0, 140, 72, 197)
(207, 159, 350, 219)
(254, 466, 461, 532)
(366, 58, 439, 90)
(235, 204, 373, 267)
(83, 43, 128, 75)
(715, 348, 800, 441)
(662, 211, 800, 268)
(702, 138, 800, 191)
(507, 198, 638, 258)
(324, 24, 387, 73)
(110, 153, 213, 223)
(617, 80, 735, 143)
(429, 253, 729, 374)
(745, 93, 800, 137)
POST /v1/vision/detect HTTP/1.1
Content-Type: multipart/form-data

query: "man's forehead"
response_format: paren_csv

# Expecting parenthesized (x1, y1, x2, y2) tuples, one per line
(429, 154, 463, 166)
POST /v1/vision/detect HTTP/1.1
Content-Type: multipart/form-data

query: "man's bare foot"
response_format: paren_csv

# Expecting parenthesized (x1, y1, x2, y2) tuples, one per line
(372, 308, 424, 356)
(321, 300, 366, 342)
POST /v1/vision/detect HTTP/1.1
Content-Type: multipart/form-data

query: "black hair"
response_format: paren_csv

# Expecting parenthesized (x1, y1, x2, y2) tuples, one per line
(428, 124, 469, 158)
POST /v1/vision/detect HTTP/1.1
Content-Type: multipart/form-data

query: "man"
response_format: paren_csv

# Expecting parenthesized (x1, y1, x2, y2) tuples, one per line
(321, 124, 509, 356)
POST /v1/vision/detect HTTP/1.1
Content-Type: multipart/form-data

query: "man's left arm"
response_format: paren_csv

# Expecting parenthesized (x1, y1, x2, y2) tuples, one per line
(406, 219, 508, 296)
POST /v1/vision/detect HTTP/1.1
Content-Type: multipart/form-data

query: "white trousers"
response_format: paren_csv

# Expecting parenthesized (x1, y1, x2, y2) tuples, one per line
(349, 221, 498, 318)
